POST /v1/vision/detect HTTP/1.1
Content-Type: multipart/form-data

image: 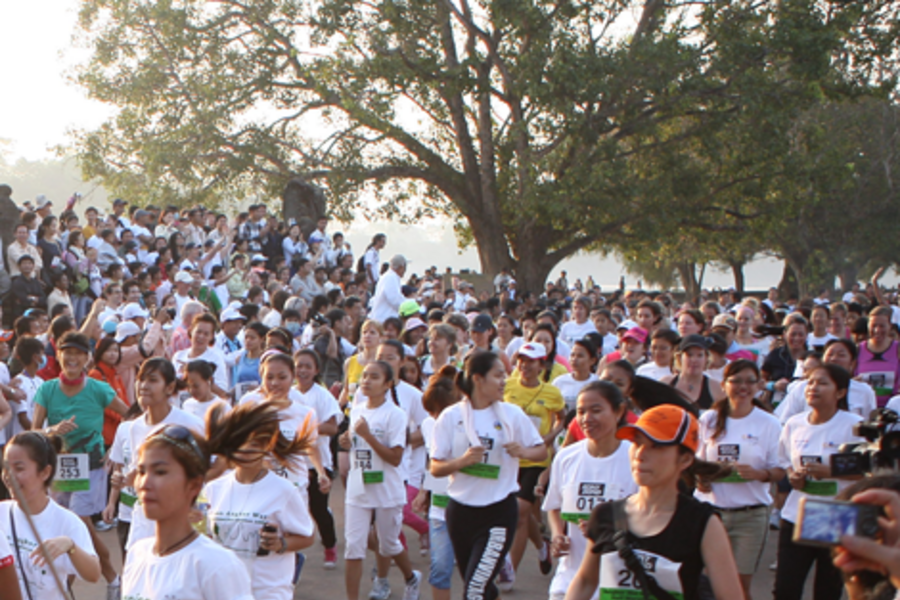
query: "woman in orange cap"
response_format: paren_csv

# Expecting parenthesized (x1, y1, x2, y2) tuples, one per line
(566, 404, 741, 600)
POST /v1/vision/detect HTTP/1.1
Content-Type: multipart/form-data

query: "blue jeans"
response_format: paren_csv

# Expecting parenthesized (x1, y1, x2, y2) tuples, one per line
(428, 518, 455, 590)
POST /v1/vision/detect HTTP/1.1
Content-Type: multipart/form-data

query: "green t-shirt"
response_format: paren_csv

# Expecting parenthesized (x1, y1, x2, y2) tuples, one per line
(35, 378, 116, 469)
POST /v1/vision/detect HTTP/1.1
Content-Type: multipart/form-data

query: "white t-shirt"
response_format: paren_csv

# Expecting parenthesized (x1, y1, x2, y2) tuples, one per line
(346, 400, 408, 508)
(0, 530, 13, 570)
(239, 393, 318, 491)
(6, 371, 43, 440)
(635, 363, 673, 382)
(601, 333, 619, 357)
(109, 421, 138, 522)
(353, 381, 429, 487)
(542, 440, 637, 597)
(695, 407, 783, 508)
(172, 347, 230, 393)
(363, 248, 380, 283)
(776, 379, 877, 424)
(295, 384, 343, 471)
(420, 416, 450, 521)
(779, 410, 864, 523)
(431, 401, 543, 507)
(807, 332, 838, 351)
(123, 534, 254, 600)
(551, 373, 599, 413)
(204, 471, 314, 600)
(182, 397, 231, 422)
(0, 500, 97, 600)
(559, 321, 598, 346)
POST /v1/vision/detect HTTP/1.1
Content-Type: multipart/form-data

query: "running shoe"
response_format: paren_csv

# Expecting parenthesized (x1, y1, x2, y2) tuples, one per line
(419, 533, 430, 556)
(769, 508, 780, 530)
(402, 570, 422, 600)
(95, 519, 116, 532)
(769, 560, 778, 571)
(369, 577, 391, 600)
(107, 577, 121, 600)
(538, 536, 552, 575)
(324, 546, 338, 570)
(497, 555, 515, 592)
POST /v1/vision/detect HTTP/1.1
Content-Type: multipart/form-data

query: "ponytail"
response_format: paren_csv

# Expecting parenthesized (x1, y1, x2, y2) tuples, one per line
(205, 402, 314, 470)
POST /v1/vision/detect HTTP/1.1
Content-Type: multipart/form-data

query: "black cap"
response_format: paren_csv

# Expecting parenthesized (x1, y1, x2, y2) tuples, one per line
(471, 314, 495, 333)
(678, 334, 709, 352)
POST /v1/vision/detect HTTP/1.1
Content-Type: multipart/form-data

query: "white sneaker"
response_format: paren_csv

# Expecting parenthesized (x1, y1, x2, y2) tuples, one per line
(402, 570, 422, 600)
(106, 577, 121, 600)
(497, 556, 515, 593)
(769, 508, 780, 530)
(369, 577, 391, 600)
(769, 560, 778, 571)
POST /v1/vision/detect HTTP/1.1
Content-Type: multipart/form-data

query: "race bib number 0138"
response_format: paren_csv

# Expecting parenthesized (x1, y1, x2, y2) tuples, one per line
(53, 454, 90, 492)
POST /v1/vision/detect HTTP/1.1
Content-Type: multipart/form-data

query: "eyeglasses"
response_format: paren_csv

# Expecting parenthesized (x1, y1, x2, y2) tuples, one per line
(150, 425, 207, 465)
(726, 378, 759, 386)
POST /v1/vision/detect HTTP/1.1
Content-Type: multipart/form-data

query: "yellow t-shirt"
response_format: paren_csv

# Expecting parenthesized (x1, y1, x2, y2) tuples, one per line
(503, 377, 564, 468)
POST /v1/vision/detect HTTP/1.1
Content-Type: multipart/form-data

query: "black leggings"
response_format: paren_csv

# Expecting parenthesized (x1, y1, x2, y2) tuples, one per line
(308, 469, 337, 549)
(446, 494, 518, 600)
(773, 519, 843, 600)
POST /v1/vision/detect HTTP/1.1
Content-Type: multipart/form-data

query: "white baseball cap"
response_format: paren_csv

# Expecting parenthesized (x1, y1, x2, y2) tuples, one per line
(175, 272, 194, 284)
(115, 321, 142, 343)
(220, 307, 247, 323)
(121, 303, 149, 320)
(517, 342, 547, 360)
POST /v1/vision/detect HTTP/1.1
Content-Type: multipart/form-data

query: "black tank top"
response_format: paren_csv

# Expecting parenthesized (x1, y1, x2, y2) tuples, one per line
(587, 494, 715, 600)
(671, 374, 714, 410)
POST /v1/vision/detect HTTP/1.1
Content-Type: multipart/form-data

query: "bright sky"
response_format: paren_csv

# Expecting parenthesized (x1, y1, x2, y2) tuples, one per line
(0, 1, 114, 160)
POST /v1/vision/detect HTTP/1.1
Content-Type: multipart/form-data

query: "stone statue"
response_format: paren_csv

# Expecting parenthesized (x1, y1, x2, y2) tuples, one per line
(283, 177, 327, 241)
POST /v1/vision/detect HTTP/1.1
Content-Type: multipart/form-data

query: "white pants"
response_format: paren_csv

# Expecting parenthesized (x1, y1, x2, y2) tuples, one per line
(344, 504, 404, 560)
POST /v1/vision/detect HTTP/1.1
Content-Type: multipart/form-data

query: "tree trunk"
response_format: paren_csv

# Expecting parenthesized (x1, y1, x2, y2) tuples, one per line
(676, 262, 700, 300)
(466, 212, 514, 284)
(778, 260, 799, 300)
(838, 265, 858, 294)
(729, 260, 745, 293)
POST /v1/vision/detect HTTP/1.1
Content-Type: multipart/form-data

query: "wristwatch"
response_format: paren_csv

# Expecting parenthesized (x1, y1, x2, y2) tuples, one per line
(276, 537, 287, 555)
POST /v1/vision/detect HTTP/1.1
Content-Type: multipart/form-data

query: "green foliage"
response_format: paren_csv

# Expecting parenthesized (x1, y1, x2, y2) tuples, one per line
(71, 0, 900, 290)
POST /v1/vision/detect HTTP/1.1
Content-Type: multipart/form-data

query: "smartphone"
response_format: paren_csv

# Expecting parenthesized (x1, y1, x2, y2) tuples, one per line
(257, 524, 278, 556)
(793, 497, 881, 548)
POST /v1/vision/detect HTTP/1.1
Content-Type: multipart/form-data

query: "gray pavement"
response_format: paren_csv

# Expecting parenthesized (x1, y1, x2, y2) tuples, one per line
(72, 486, 820, 600)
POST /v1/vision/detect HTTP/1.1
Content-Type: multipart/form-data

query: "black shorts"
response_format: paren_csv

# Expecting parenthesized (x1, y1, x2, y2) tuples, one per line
(517, 466, 546, 504)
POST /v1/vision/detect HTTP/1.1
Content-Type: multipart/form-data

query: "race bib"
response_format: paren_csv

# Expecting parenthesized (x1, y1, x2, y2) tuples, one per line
(120, 488, 138, 507)
(862, 370, 895, 398)
(803, 480, 838, 496)
(599, 550, 684, 600)
(233, 382, 258, 403)
(561, 482, 607, 523)
(458, 435, 500, 479)
(53, 454, 89, 492)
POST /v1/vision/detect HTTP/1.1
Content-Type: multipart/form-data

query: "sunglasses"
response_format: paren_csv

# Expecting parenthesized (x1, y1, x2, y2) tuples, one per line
(150, 425, 206, 465)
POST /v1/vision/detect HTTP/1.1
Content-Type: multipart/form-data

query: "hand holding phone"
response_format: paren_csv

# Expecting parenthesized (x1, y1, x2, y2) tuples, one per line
(794, 497, 881, 548)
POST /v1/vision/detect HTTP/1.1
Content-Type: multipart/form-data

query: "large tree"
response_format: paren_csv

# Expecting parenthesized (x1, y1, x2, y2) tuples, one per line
(73, 0, 898, 291)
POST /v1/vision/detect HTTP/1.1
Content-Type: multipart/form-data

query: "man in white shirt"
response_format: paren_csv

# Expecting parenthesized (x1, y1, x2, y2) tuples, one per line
(370, 254, 407, 323)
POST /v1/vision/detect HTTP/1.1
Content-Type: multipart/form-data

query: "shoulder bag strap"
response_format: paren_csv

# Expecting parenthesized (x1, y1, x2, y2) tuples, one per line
(611, 500, 678, 600)
(9, 507, 35, 600)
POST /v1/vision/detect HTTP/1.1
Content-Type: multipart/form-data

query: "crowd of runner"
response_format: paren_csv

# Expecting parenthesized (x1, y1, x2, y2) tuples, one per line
(3, 192, 900, 600)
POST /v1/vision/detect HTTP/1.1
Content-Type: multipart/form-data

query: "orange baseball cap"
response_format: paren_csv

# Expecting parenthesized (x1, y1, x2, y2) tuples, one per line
(616, 404, 699, 453)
